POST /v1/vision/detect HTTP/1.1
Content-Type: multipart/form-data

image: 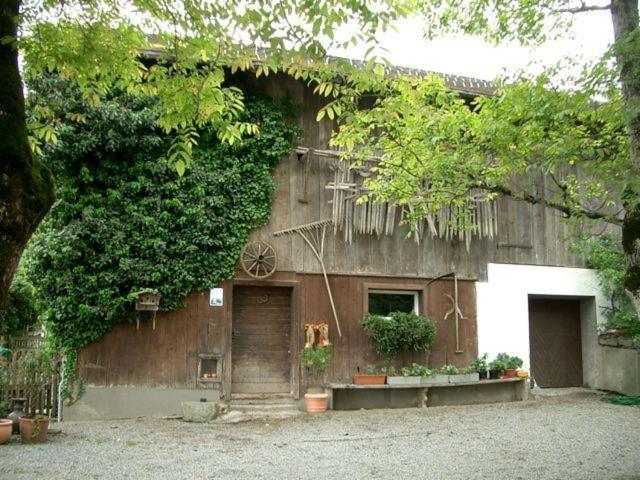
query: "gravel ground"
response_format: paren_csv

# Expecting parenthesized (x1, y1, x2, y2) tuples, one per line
(1, 392, 639, 480)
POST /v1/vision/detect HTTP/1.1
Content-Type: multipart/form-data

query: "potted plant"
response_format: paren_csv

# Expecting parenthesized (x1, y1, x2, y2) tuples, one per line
(428, 364, 481, 384)
(17, 349, 53, 443)
(450, 366, 481, 383)
(354, 365, 387, 385)
(422, 365, 450, 384)
(360, 311, 436, 383)
(0, 419, 11, 445)
(0, 361, 16, 443)
(470, 353, 489, 380)
(489, 353, 510, 379)
(300, 344, 332, 413)
(505, 356, 523, 378)
(388, 364, 424, 385)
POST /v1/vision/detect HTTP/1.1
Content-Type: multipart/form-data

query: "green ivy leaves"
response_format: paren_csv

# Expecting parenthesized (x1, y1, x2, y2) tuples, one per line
(25, 80, 298, 354)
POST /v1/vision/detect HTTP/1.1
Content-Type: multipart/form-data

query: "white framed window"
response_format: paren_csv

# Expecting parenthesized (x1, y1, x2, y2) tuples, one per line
(368, 289, 420, 317)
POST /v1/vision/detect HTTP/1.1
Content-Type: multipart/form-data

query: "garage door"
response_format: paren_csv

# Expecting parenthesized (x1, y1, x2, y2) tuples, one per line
(232, 286, 291, 394)
(528, 298, 582, 388)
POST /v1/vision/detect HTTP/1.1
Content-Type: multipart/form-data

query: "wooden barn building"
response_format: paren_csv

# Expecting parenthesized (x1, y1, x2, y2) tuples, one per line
(66, 68, 612, 420)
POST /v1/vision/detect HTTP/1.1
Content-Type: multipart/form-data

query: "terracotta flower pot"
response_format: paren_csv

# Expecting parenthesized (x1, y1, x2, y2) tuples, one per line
(505, 368, 517, 378)
(305, 393, 329, 413)
(0, 419, 12, 445)
(353, 374, 386, 385)
(19, 417, 50, 444)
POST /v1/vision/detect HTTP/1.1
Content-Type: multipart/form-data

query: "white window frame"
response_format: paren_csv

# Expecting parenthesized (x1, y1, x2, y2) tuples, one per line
(368, 289, 420, 316)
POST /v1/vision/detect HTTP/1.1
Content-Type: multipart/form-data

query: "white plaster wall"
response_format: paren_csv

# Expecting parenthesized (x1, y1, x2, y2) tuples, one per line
(476, 263, 607, 386)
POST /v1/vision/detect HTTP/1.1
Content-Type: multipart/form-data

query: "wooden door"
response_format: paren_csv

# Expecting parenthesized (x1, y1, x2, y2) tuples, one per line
(232, 286, 292, 394)
(528, 298, 582, 388)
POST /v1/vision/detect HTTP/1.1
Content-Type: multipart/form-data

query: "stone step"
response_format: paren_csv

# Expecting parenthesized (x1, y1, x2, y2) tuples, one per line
(230, 395, 296, 406)
(230, 403, 300, 413)
(229, 395, 302, 420)
(231, 393, 294, 401)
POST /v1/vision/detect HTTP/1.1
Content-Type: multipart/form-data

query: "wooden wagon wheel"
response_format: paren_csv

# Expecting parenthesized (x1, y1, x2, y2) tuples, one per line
(240, 241, 277, 279)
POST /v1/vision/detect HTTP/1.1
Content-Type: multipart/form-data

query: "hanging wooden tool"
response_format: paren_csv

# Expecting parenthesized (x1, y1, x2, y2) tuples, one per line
(443, 272, 466, 353)
(273, 219, 342, 337)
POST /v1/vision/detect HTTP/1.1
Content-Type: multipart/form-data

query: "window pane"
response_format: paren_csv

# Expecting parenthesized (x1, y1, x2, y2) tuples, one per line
(368, 292, 417, 316)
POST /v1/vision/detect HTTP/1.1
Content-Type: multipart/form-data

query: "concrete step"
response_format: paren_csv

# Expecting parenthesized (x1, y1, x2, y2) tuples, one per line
(230, 394, 296, 405)
(231, 393, 294, 401)
(229, 396, 302, 419)
(231, 403, 300, 413)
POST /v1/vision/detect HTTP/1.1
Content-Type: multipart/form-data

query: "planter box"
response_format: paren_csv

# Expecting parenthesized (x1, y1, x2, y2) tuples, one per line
(421, 374, 449, 385)
(387, 375, 422, 386)
(354, 374, 386, 385)
(449, 372, 480, 383)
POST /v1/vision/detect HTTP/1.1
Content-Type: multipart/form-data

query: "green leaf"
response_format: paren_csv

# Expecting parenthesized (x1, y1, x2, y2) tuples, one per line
(175, 159, 186, 176)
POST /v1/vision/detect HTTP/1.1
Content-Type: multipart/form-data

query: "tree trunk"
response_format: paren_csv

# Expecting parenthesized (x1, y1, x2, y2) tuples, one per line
(0, 0, 55, 338)
(610, 0, 640, 295)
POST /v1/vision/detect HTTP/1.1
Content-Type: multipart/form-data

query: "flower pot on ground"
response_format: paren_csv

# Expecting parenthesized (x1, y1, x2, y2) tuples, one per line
(304, 393, 329, 413)
(0, 419, 12, 445)
(19, 416, 50, 444)
(301, 344, 332, 413)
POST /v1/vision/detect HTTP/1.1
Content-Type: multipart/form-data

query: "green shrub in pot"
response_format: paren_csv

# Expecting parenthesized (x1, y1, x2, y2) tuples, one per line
(301, 345, 332, 393)
(507, 356, 523, 370)
(470, 353, 489, 378)
(361, 312, 436, 361)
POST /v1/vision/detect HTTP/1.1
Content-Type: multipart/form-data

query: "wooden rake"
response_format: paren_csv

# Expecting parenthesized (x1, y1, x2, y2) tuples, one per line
(273, 219, 342, 337)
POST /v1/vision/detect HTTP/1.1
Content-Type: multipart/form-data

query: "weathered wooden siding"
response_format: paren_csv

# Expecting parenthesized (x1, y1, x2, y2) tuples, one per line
(295, 273, 477, 385)
(77, 290, 229, 389)
(78, 272, 477, 395)
(242, 74, 585, 281)
(78, 72, 583, 397)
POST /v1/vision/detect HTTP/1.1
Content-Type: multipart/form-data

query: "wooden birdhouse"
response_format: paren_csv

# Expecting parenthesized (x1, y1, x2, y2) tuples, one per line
(134, 289, 161, 311)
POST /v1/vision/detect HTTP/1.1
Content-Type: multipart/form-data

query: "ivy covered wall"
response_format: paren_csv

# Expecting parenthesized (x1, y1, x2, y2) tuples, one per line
(25, 78, 299, 354)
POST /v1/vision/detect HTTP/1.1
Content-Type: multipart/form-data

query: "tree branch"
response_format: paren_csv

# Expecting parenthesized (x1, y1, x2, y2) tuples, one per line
(554, 1, 612, 14)
(483, 183, 623, 225)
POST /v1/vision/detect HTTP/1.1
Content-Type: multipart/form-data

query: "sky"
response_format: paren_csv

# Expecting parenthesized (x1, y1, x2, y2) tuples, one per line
(330, 9, 615, 81)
